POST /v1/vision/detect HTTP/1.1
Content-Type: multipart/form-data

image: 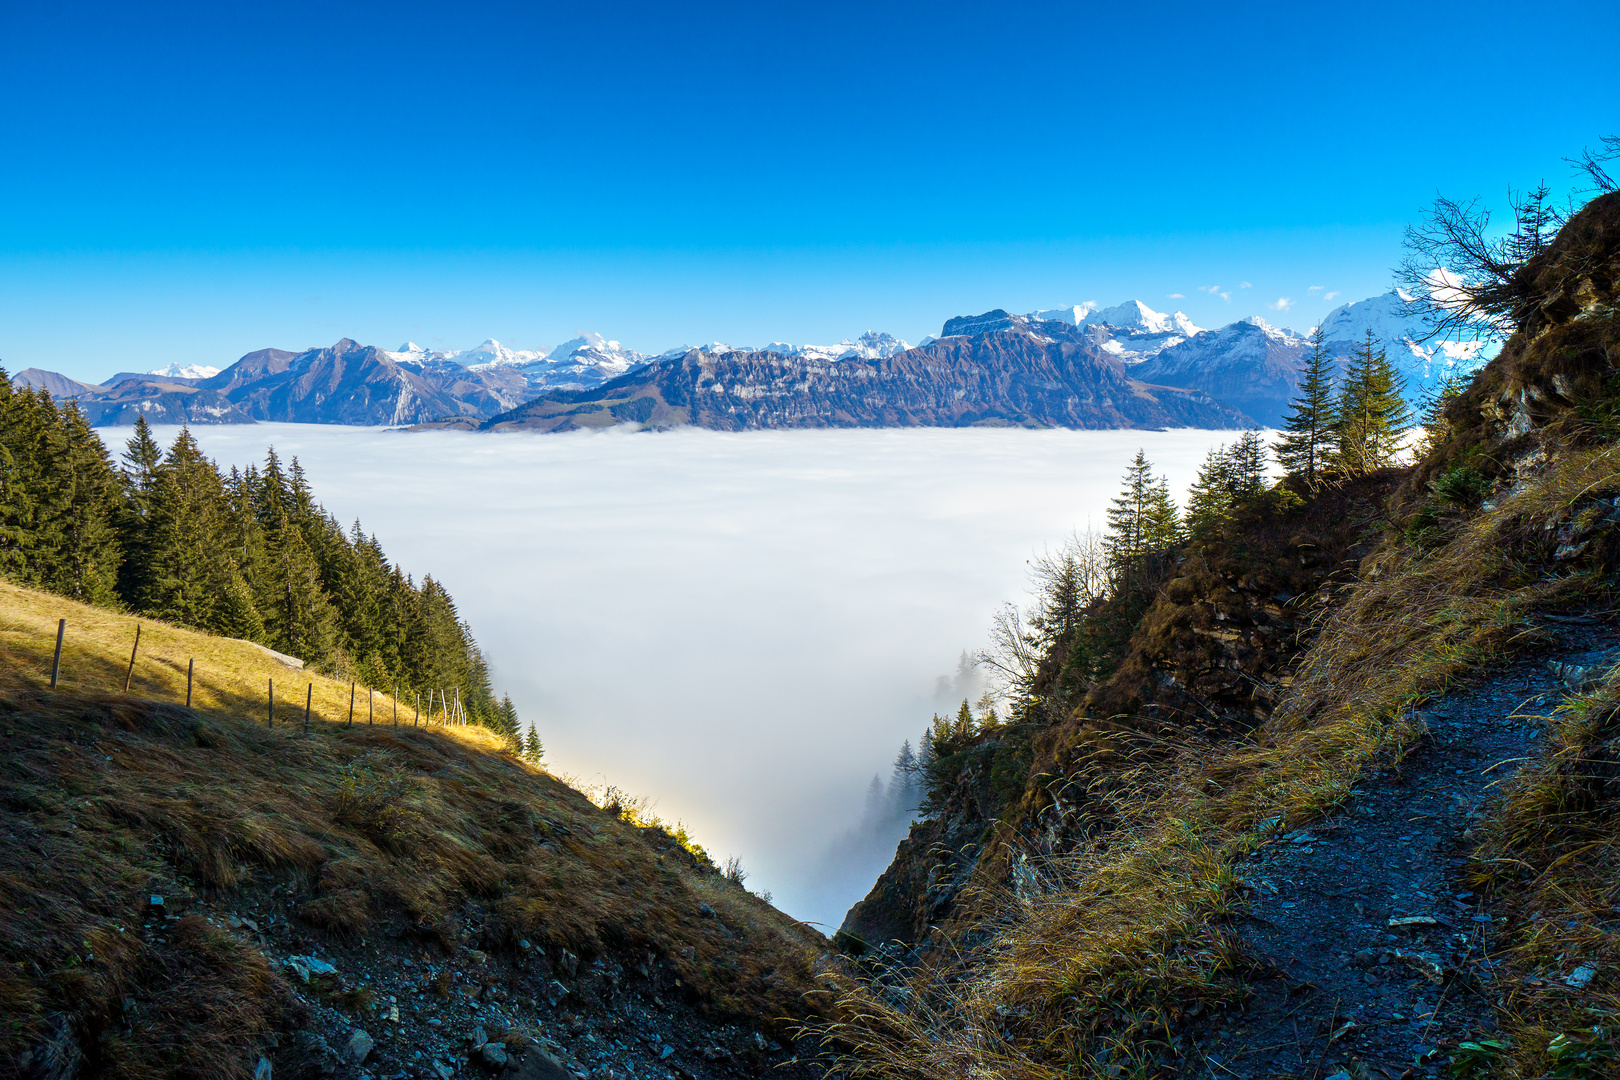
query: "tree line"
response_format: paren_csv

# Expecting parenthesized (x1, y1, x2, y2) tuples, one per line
(0, 374, 536, 753)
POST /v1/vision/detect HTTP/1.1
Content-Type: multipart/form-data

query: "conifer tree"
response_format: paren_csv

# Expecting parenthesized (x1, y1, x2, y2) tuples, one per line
(952, 698, 975, 739)
(522, 720, 544, 763)
(137, 428, 232, 627)
(1336, 329, 1412, 475)
(1105, 450, 1181, 576)
(1184, 430, 1267, 540)
(1275, 328, 1339, 485)
(41, 401, 123, 604)
(1184, 443, 1236, 540)
(263, 524, 338, 664)
(0, 374, 22, 575)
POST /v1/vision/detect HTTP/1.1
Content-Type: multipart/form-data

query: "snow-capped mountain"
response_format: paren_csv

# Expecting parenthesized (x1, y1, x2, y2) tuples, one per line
(380, 336, 646, 392)
(758, 330, 912, 362)
(1133, 316, 1311, 426)
(148, 362, 221, 380)
(524, 333, 647, 389)
(1318, 290, 1489, 401)
(1027, 300, 1205, 363)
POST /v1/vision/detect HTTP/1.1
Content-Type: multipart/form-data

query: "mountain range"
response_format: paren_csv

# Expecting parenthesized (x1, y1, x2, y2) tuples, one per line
(4, 291, 1487, 431)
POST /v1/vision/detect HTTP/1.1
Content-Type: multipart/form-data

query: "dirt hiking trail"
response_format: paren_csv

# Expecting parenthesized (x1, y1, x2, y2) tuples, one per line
(1190, 613, 1617, 1080)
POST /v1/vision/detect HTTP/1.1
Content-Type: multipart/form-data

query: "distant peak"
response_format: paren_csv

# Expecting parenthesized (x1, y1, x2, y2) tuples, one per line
(1082, 300, 1175, 333)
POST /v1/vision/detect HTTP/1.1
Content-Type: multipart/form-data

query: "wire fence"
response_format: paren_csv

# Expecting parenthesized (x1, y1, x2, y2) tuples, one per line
(43, 617, 474, 739)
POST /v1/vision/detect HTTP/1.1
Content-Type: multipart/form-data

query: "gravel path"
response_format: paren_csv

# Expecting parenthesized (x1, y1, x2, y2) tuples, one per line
(1188, 616, 1615, 1080)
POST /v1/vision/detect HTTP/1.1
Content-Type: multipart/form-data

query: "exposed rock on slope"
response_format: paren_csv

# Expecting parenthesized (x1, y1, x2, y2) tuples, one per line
(477, 317, 1253, 433)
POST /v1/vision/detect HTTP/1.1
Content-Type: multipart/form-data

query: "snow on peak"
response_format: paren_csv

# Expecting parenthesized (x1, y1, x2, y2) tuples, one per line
(1082, 300, 1173, 334)
(147, 362, 220, 379)
(1318, 288, 1489, 397)
(753, 331, 911, 362)
(1029, 303, 1099, 325)
(457, 339, 549, 368)
(1021, 299, 1206, 363)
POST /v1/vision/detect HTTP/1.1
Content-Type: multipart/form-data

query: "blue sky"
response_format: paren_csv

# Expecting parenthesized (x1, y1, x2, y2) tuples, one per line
(2, 0, 1617, 379)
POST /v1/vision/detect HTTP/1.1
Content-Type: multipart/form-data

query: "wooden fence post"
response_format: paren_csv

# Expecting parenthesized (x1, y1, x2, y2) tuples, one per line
(123, 623, 141, 692)
(303, 683, 312, 737)
(368, 687, 373, 726)
(185, 659, 193, 708)
(348, 682, 355, 727)
(267, 679, 274, 727)
(50, 619, 65, 689)
(413, 691, 419, 726)
(393, 685, 398, 728)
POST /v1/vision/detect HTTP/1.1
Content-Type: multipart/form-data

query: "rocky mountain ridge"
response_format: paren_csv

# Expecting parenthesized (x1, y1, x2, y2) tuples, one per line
(6, 291, 1485, 429)
(464, 319, 1254, 433)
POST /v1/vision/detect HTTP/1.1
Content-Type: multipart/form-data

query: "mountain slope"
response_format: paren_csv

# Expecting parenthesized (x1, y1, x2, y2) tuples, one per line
(10, 367, 259, 425)
(474, 319, 1253, 433)
(0, 577, 828, 1080)
(200, 339, 530, 424)
(1131, 316, 1311, 426)
(820, 191, 1620, 1080)
(1320, 288, 1488, 398)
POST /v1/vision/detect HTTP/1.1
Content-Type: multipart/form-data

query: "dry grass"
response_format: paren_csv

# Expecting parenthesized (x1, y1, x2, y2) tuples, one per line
(0, 577, 437, 733)
(812, 449, 1620, 1078)
(1473, 666, 1620, 1077)
(0, 576, 828, 1079)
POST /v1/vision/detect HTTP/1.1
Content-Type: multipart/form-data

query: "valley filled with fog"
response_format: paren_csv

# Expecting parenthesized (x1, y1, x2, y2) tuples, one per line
(156, 423, 1243, 929)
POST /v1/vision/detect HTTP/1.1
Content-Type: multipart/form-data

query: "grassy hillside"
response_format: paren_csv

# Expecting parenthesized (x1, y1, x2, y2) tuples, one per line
(820, 192, 1620, 1079)
(1, 577, 418, 726)
(0, 577, 829, 1079)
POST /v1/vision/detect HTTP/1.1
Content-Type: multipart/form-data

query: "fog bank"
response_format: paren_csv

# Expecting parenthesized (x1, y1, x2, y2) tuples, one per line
(156, 424, 1238, 929)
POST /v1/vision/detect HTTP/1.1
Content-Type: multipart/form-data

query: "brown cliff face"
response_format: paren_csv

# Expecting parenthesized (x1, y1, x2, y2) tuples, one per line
(485, 327, 1254, 433)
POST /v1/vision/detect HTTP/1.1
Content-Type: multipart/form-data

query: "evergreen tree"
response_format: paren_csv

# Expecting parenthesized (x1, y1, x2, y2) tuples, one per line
(521, 717, 544, 763)
(0, 372, 34, 579)
(263, 524, 338, 664)
(136, 428, 233, 627)
(1335, 329, 1412, 475)
(952, 698, 975, 739)
(1417, 369, 1471, 455)
(1184, 430, 1267, 540)
(40, 402, 123, 604)
(1275, 327, 1339, 485)
(1104, 450, 1181, 577)
(116, 415, 164, 604)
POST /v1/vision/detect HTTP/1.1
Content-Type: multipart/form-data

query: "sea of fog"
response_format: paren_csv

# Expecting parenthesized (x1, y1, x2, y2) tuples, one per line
(150, 423, 1245, 930)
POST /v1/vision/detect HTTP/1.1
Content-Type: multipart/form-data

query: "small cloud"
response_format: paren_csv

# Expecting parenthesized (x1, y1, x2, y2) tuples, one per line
(1269, 297, 1294, 312)
(1240, 281, 1252, 289)
(1166, 292, 1185, 299)
(1324, 290, 1340, 301)
(1197, 284, 1221, 294)
(1308, 285, 1323, 293)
